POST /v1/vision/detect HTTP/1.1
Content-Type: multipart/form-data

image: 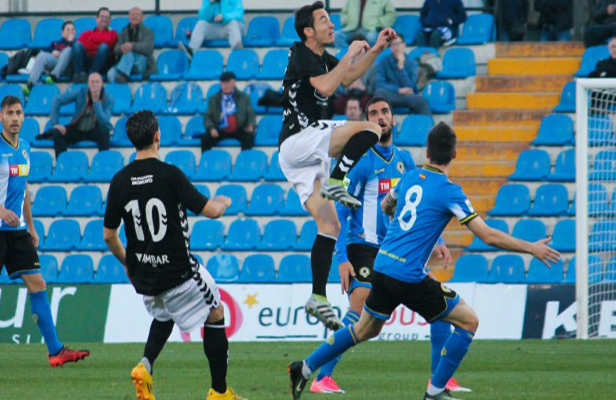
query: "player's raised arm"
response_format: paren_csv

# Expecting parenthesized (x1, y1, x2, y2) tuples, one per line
(308, 40, 368, 97)
(465, 216, 561, 267)
(341, 28, 397, 86)
(381, 188, 398, 217)
(202, 196, 232, 219)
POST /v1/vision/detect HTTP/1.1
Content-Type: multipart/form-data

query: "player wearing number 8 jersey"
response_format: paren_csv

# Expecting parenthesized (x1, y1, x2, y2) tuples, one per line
(103, 110, 245, 400)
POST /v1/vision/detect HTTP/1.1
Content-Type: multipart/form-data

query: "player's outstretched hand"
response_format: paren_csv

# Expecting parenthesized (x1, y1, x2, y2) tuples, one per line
(531, 238, 561, 267)
(346, 40, 370, 59)
(214, 195, 232, 209)
(374, 27, 397, 51)
(434, 244, 451, 269)
(0, 208, 19, 227)
(339, 261, 356, 294)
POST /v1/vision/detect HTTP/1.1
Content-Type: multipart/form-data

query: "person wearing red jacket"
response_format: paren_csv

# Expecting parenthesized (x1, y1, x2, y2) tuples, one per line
(72, 7, 118, 82)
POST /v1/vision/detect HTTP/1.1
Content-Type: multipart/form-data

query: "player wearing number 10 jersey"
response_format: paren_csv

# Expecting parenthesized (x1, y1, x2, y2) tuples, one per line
(103, 111, 245, 400)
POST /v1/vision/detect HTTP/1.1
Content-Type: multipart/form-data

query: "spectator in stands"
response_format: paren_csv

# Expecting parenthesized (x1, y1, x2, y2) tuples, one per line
(584, 1, 616, 47)
(590, 36, 616, 77)
(201, 71, 256, 152)
(72, 7, 118, 82)
(535, 0, 573, 41)
(345, 98, 363, 121)
(107, 7, 156, 83)
(25, 21, 75, 92)
(179, 0, 244, 59)
(418, 0, 467, 48)
(373, 34, 431, 115)
(334, 0, 397, 48)
(40, 73, 113, 158)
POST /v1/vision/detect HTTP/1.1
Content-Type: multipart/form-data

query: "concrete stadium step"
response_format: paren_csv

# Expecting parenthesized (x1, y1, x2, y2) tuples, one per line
(475, 75, 572, 93)
(442, 229, 474, 248)
(495, 41, 585, 58)
(453, 109, 546, 127)
(450, 178, 507, 196)
(466, 92, 560, 110)
(456, 142, 528, 161)
(487, 58, 581, 76)
(454, 125, 538, 142)
(450, 160, 516, 178)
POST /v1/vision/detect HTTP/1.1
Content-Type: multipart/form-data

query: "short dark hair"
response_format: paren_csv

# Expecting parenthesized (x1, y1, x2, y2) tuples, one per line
(97, 7, 111, 17)
(346, 97, 360, 108)
(62, 21, 74, 31)
(1, 96, 23, 110)
(295, 1, 325, 42)
(127, 110, 159, 151)
(364, 96, 392, 118)
(427, 122, 457, 165)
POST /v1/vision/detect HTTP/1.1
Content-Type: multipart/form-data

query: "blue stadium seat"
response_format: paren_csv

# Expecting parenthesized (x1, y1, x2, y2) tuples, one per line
(437, 48, 476, 79)
(164, 150, 196, 178)
(395, 115, 434, 146)
(39, 254, 58, 284)
(456, 14, 494, 45)
(24, 85, 59, 115)
(258, 219, 297, 251)
(0, 268, 12, 284)
(277, 17, 300, 46)
(229, 150, 268, 182)
(215, 185, 247, 215)
(295, 220, 317, 251)
(110, 117, 131, 147)
(589, 220, 616, 252)
(0, 19, 31, 50)
(451, 255, 489, 282)
(65, 186, 103, 217)
(244, 16, 280, 47)
(195, 150, 232, 181)
(588, 114, 615, 147)
(86, 150, 124, 183)
(408, 47, 439, 59)
(73, 17, 96, 37)
(150, 50, 189, 81)
(130, 83, 167, 114)
(255, 115, 283, 146)
(547, 149, 575, 182)
(277, 254, 311, 283)
(222, 219, 261, 251)
(173, 16, 198, 46)
(190, 220, 224, 250)
(157, 116, 182, 146)
(553, 81, 575, 113)
(551, 219, 575, 252)
(0, 84, 25, 104)
(605, 257, 616, 282)
(184, 50, 224, 80)
(609, 190, 616, 216)
(258, 49, 288, 80)
(282, 189, 309, 216)
(19, 118, 40, 144)
(423, 81, 455, 114)
(226, 49, 259, 80)
(532, 114, 574, 146)
(244, 82, 276, 114)
(590, 150, 616, 181)
(528, 184, 569, 216)
(78, 219, 107, 251)
(32, 186, 67, 217)
(527, 259, 564, 283)
(29, 18, 63, 49)
(49, 151, 89, 182)
(110, 17, 129, 33)
(29, 151, 53, 182)
(565, 256, 603, 283)
(488, 255, 526, 283)
(57, 255, 93, 283)
(512, 219, 547, 243)
(204, 83, 221, 109)
(488, 184, 531, 216)
(206, 254, 239, 283)
(105, 84, 132, 115)
(41, 219, 81, 251)
(95, 255, 130, 283)
(265, 151, 286, 181)
(181, 115, 205, 146)
(33, 219, 45, 244)
(239, 255, 276, 283)
(330, 14, 342, 31)
(0, 52, 9, 71)
(167, 83, 203, 115)
(144, 15, 173, 48)
(246, 184, 284, 216)
(588, 183, 609, 216)
(575, 45, 609, 77)
(466, 219, 508, 251)
(509, 149, 551, 181)
(393, 15, 421, 45)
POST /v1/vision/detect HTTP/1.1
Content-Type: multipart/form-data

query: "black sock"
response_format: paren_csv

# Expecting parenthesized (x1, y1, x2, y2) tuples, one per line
(203, 318, 228, 394)
(143, 319, 174, 374)
(330, 130, 379, 180)
(311, 233, 337, 297)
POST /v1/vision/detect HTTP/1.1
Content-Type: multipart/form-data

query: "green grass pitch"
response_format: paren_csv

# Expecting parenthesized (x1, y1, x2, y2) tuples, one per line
(2, 340, 615, 399)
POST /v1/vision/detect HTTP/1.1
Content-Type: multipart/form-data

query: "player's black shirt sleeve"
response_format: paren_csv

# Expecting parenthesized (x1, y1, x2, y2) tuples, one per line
(170, 166, 209, 215)
(291, 44, 338, 79)
(104, 177, 122, 230)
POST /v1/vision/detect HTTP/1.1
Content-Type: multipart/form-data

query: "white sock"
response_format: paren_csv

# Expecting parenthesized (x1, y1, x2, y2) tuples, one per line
(427, 383, 444, 396)
(140, 357, 152, 374)
(301, 360, 312, 379)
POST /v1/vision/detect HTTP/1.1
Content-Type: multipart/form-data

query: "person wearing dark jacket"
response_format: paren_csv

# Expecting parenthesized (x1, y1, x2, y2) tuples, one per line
(39, 73, 113, 158)
(590, 36, 616, 77)
(107, 7, 157, 83)
(584, 0, 616, 47)
(201, 71, 256, 152)
(27, 21, 76, 89)
(535, 0, 573, 41)
(417, 0, 467, 48)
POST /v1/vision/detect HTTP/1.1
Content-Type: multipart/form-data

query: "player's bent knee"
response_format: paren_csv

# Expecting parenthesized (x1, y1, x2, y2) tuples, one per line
(316, 219, 341, 237)
(207, 303, 225, 323)
(461, 311, 479, 333)
(23, 273, 46, 293)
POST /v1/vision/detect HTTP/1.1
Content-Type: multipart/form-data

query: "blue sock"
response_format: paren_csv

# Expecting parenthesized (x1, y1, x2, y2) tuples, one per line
(432, 327, 474, 388)
(430, 321, 452, 376)
(317, 310, 360, 380)
(305, 325, 358, 373)
(30, 290, 63, 355)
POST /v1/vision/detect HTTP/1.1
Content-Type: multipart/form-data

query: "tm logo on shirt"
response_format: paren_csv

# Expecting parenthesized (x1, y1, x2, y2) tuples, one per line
(9, 165, 28, 177)
(378, 178, 400, 194)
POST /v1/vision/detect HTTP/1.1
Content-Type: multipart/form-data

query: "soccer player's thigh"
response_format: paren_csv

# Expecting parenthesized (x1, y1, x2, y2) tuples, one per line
(361, 272, 401, 339)
(401, 277, 460, 324)
(329, 121, 381, 158)
(440, 299, 479, 333)
(305, 181, 340, 236)
(4, 230, 44, 292)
